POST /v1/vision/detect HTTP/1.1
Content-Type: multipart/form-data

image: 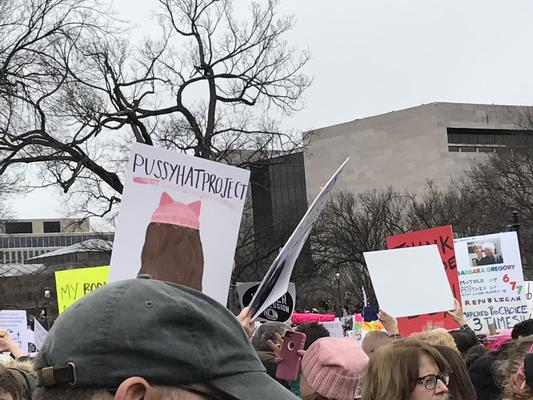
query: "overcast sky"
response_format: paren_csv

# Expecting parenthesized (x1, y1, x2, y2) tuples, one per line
(10, 0, 533, 222)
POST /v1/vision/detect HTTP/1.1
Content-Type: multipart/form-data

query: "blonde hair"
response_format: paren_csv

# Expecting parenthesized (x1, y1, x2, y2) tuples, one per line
(410, 328, 459, 352)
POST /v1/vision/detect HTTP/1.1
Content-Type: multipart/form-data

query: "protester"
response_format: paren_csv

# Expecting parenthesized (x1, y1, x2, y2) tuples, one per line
(410, 328, 459, 352)
(0, 332, 24, 360)
(512, 319, 533, 340)
(252, 322, 291, 379)
(295, 322, 330, 350)
(300, 337, 368, 400)
(361, 331, 392, 356)
(448, 329, 479, 356)
(0, 363, 35, 400)
(503, 337, 533, 399)
(32, 278, 300, 400)
(434, 345, 477, 400)
(361, 339, 450, 400)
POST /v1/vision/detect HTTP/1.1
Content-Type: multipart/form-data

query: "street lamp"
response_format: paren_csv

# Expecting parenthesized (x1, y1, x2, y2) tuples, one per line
(334, 272, 342, 316)
(43, 287, 51, 330)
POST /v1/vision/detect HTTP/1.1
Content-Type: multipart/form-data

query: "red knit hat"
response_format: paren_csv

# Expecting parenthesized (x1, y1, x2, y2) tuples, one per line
(301, 337, 368, 400)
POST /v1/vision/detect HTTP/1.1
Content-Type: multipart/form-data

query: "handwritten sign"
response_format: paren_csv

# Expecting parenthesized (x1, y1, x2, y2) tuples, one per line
(454, 232, 527, 334)
(55, 266, 109, 313)
(249, 159, 349, 320)
(109, 143, 250, 305)
(0, 311, 28, 356)
(386, 225, 461, 335)
(320, 321, 344, 338)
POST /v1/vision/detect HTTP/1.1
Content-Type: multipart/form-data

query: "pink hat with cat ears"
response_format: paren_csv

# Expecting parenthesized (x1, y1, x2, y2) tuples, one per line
(150, 192, 201, 230)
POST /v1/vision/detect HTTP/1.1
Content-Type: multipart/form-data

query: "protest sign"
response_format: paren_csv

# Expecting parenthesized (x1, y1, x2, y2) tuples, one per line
(33, 319, 47, 351)
(237, 282, 295, 323)
(291, 313, 336, 325)
(0, 311, 28, 356)
(109, 143, 250, 305)
(386, 225, 461, 335)
(249, 159, 349, 320)
(320, 321, 344, 338)
(55, 266, 109, 314)
(364, 245, 455, 319)
(454, 231, 527, 334)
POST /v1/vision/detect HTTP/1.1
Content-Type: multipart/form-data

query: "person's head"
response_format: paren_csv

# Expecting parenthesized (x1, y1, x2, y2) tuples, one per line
(362, 331, 392, 356)
(463, 344, 489, 369)
(512, 319, 533, 339)
(469, 355, 503, 400)
(0, 364, 34, 400)
(410, 328, 459, 352)
(252, 322, 290, 352)
(504, 336, 533, 399)
(482, 242, 496, 256)
(361, 338, 450, 400)
(33, 279, 300, 400)
(296, 322, 330, 350)
(434, 345, 477, 400)
(472, 243, 483, 257)
(300, 337, 368, 400)
(448, 329, 478, 355)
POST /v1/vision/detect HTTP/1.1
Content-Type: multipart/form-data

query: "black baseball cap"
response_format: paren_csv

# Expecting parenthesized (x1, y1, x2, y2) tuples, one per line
(35, 278, 299, 399)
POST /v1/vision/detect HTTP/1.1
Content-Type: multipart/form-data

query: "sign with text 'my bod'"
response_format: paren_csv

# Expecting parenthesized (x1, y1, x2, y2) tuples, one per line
(237, 282, 296, 323)
(454, 231, 527, 334)
(249, 158, 349, 320)
(387, 226, 461, 335)
(109, 143, 250, 305)
(55, 266, 109, 313)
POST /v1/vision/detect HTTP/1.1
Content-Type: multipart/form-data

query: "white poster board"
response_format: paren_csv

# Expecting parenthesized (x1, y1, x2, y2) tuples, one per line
(0, 311, 28, 356)
(109, 143, 250, 305)
(364, 245, 455, 318)
(33, 319, 47, 351)
(320, 321, 344, 338)
(249, 158, 349, 320)
(525, 281, 533, 319)
(455, 232, 527, 334)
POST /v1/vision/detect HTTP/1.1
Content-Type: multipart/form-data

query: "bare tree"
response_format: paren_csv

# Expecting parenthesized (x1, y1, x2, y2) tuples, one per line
(0, 0, 311, 218)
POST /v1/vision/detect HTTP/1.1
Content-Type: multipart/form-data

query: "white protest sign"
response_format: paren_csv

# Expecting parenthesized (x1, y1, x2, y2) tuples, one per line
(33, 319, 47, 351)
(364, 245, 455, 318)
(321, 321, 344, 338)
(454, 232, 527, 334)
(249, 159, 349, 320)
(237, 282, 296, 323)
(0, 311, 28, 356)
(109, 143, 250, 305)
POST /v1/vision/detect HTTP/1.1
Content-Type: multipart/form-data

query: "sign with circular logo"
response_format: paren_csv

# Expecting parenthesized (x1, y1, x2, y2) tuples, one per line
(237, 282, 295, 323)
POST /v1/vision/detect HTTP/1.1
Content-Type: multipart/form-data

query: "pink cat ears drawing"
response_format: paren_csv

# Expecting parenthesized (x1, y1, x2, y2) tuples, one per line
(150, 192, 201, 230)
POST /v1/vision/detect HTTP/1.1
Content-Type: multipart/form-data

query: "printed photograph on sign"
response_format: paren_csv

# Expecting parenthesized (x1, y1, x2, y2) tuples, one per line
(467, 239, 504, 267)
(109, 143, 250, 305)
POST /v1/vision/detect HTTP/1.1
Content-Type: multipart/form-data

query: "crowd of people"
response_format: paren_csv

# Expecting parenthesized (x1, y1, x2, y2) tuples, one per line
(0, 278, 532, 399)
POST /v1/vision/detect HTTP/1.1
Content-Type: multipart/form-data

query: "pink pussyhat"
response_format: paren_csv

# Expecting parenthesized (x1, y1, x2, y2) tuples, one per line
(150, 192, 201, 230)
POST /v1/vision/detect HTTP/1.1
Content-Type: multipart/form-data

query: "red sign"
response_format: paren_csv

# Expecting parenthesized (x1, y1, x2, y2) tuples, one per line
(386, 225, 461, 336)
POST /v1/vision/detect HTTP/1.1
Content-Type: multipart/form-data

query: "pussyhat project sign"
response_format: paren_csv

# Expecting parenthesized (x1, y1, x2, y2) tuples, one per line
(109, 143, 250, 305)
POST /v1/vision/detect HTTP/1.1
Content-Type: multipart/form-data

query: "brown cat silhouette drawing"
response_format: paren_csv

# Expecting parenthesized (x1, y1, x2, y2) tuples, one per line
(138, 192, 204, 291)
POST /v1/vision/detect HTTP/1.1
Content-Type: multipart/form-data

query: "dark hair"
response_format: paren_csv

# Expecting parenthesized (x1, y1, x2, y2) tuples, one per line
(0, 365, 26, 400)
(464, 344, 489, 369)
(512, 320, 533, 340)
(449, 329, 478, 355)
(434, 345, 477, 400)
(296, 323, 330, 350)
(252, 322, 290, 352)
(32, 387, 98, 400)
(469, 355, 503, 400)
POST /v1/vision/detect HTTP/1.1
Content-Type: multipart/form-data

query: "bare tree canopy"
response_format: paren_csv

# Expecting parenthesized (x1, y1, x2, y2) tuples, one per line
(0, 0, 311, 217)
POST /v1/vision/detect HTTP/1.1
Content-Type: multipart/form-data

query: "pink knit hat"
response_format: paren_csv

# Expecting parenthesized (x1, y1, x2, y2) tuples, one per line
(150, 192, 201, 230)
(301, 337, 369, 400)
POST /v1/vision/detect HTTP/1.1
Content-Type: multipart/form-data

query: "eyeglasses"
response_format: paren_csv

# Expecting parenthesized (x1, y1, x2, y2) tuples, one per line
(416, 372, 450, 390)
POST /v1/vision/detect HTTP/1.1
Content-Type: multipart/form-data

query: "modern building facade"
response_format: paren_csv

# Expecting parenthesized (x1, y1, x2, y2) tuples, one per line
(303, 103, 533, 197)
(0, 218, 113, 265)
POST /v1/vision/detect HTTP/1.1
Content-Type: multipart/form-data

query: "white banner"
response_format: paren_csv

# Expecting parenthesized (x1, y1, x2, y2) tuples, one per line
(454, 232, 527, 334)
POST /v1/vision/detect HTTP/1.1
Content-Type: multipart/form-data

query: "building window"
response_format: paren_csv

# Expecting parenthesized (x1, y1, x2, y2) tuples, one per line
(447, 127, 533, 151)
(43, 221, 61, 233)
(5, 222, 32, 234)
(448, 146, 459, 152)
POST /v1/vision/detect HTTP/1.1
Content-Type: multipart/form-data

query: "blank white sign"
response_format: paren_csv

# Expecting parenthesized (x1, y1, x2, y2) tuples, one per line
(364, 245, 455, 318)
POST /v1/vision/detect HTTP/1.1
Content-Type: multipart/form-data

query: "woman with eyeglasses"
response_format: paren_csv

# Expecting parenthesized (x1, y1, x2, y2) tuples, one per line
(361, 339, 450, 400)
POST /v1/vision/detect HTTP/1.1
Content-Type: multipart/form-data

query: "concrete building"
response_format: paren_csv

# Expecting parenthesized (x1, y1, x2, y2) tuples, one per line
(0, 218, 113, 264)
(304, 103, 533, 196)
